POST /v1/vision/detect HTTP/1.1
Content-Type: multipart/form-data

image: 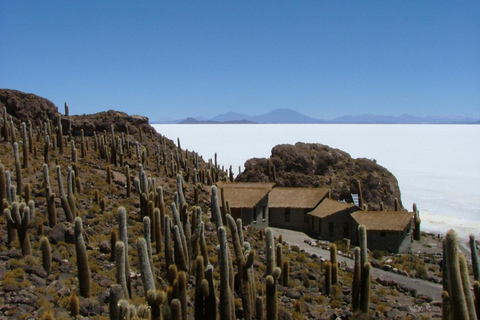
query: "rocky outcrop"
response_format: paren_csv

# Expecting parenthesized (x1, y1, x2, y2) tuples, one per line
(0, 89, 58, 125)
(236, 142, 404, 211)
(0, 89, 152, 138)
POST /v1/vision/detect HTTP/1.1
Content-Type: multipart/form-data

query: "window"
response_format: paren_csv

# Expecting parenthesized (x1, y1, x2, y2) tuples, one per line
(285, 208, 290, 222)
(380, 231, 386, 237)
(304, 211, 309, 222)
(263, 206, 266, 221)
(253, 207, 257, 223)
(343, 222, 349, 238)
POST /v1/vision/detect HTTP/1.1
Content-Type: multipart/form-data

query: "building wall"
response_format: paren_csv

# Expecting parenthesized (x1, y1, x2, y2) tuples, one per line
(313, 210, 356, 242)
(364, 224, 413, 254)
(269, 208, 311, 233)
(243, 195, 269, 229)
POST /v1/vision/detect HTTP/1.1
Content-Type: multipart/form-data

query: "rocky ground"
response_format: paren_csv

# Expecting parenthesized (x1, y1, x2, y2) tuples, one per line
(0, 89, 469, 319)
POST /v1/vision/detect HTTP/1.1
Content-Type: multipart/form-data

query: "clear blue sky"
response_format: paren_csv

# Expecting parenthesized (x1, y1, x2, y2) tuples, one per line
(1, 1, 479, 121)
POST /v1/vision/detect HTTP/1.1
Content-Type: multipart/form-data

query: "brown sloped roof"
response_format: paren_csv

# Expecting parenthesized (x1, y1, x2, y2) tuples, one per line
(308, 198, 358, 218)
(351, 211, 414, 231)
(269, 187, 329, 209)
(214, 182, 275, 209)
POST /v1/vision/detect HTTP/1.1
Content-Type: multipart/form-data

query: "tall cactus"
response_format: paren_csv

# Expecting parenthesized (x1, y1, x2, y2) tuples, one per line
(211, 185, 223, 229)
(115, 241, 129, 299)
(0, 163, 6, 214)
(266, 267, 281, 320)
(352, 247, 361, 312)
(330, 243, 338, 285)
(265, 228, 275, 276)
(227, 214, 256, 320)
(218, 226, 233, 320)
(5, 202, 32, 256)
(57, 165, 73, 221)
(470, 234, 480, 281)
(413, 203, 421, 240)
(137, 237, 156, 294)
(13, 142, 22, 195)
(40, 236, 52, 274)
(195, 255, 205, 320)
(444, 229, 470, 320)
(74, 217, 91, 297)
(118, 206, 131, 297)
(360, 262, 372, 314)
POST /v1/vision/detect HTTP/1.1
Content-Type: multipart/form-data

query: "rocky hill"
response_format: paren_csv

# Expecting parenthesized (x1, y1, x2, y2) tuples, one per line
(236, 142, 404, 211)
(0, 89, 448, 319)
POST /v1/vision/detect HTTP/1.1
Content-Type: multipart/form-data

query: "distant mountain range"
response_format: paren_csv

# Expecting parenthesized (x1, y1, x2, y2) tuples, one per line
(153, 108, 479, 124)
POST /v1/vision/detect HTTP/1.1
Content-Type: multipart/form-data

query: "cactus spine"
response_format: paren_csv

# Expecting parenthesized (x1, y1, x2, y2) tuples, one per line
(74, 217, 91, 297)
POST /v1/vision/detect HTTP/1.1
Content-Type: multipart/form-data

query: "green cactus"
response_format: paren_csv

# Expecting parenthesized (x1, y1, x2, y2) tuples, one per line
(444, 229, 470, 320)
(40, 236, 52, 274)
(227, 214, 256, 320)
(358, 224, 368, 267)
(109, 284, 125, 320)
(210, 185, 223, 229)
(265, 228, 275, 276)
(165, 215, 173, 268)
(474, 281, 480, 319)
(13, 142, 22, 196)
(143, 216, 154, 273)
(56, 165, 73, 221)
(125, 165, 131, 198)
(218, 226, 233, 320)
(5, 202, 32, 256)
(470, 234, 480, 281)
(172, 225, 188, 272)
(57, 114, 64, 155)
(256, 295, 264, 320)
(154, 207, 162, 254)
(195, 255, 205, 320)
(67, 166, 76, 218)
(360, 262, 372, 315)
(118, 206, 131, 297)
(171, 298, 182, 320)
(266, 267, 281, 320)
(176, 173, 186, 209)
(74, 217, 91, 297)
(203, 264, 217, 320)
(459, 254, 477, 320)
(110, 228, 118, 262)
(171, 203, 189, 270)
(115, 241, 129, 299)
(146, 288, 165, 320)
(325, 261, 332, 295)
(352, 247, 361, 312)
(21, 123, 29, 168)
(413, 203, 421, 240)
(0, 163, 6, 211)
(137, 237, 156, 294)
(177, 271, 188, 320)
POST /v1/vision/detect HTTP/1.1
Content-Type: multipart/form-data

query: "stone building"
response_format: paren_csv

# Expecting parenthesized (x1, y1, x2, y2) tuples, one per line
(308, 198, 359, 242)
(216, 181, 275, 229)
(351, 211, 415, 253)
(268, 187, 330, 233)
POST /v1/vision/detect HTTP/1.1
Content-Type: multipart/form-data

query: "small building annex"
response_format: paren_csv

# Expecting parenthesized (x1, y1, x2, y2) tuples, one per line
(351, 211, 415, 253)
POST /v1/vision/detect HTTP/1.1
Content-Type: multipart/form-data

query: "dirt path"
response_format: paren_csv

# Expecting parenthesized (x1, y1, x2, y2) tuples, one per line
(270, 227, 442, 301)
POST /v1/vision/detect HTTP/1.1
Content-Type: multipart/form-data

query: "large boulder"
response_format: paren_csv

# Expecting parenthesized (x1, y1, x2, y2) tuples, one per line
(236, 142, 403, 211)
(0, 89, 58, 125)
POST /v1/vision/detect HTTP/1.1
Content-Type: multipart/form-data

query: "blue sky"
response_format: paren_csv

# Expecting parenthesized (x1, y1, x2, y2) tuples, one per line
(1, 1, 479, 121)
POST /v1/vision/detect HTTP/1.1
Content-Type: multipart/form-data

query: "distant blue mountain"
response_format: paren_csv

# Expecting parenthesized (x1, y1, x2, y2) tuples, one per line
(152, 109, 479, 124)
